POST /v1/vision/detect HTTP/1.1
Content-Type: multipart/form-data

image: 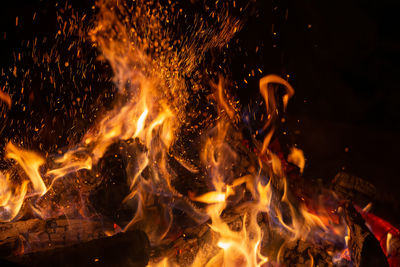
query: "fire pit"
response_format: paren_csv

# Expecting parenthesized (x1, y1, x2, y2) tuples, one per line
(0, 0, 399, 266)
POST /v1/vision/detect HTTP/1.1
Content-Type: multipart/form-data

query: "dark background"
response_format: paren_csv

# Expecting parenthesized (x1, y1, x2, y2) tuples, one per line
(0, 0, 399, 223)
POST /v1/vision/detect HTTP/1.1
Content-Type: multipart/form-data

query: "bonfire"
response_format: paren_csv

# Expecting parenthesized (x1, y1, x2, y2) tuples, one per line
(0, 1, 398, 266)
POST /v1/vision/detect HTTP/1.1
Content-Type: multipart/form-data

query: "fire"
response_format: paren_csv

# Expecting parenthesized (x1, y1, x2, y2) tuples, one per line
(5, 142, 46, 197)
(0, 143, 47, 221)
(288, 147, 305, 174)
(182, 77, 337, 266)
(0, 0, 364, 266)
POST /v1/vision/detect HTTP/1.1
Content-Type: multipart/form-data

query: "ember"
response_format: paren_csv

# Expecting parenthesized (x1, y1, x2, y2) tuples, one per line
(0, 0, 398, 266)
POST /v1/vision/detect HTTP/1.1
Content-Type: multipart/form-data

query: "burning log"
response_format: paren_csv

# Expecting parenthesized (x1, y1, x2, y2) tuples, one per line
(343, 202, 389, 267)
(0, 218, 113, 257)
(331, 172, 377, 206)
(358, 210, 400, 267)
(6, 230, 149, 267)
(331, 172, 398, 217)
(1, 0, 397, 265)
(279, 239, 333, 266)
(332, 172, 400, 266)
(149, 222, 211, 266)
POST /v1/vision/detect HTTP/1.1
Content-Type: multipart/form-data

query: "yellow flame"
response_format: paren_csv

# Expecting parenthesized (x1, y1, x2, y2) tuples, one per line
(259, 74, 294, 154)
(0, 171, 29, 221)
(1, 1, 349, 265)
(0, 143, 46, 221)
(134, 108, 149, 138)
(149, 73, 345, 266)
(191, 191, 227, 204)
(288, 147, 305, 174)
(5, 142, 46, 196)
(386, 232, 393, 256)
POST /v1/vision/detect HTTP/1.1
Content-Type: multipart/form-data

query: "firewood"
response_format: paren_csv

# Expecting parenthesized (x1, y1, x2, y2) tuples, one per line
(331, 172, 376, 206)
(343, 202, 389, 267)
(0, 218, 113, 256)
(279, 239, 333, 267)
(6, 230, 149, 267)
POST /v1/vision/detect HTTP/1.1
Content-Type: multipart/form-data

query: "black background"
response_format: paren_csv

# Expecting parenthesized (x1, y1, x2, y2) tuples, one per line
(0, 0, 399, 223)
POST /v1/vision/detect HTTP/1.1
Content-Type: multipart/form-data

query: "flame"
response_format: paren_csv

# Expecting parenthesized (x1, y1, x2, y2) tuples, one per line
(0, 143, 47, 221)
(5, 142, 46, 197)
(180, 76, 337, 266)
(153, 71, 348, 266)
(0, 171, 28, 221)
(188, 119, 268, 266)
(1, 0, 351, 266)
(259, 74, 294, 154)
(387, 233, 393, 256)
(288, 147, 305, 174)
(1, 0, 186, 227)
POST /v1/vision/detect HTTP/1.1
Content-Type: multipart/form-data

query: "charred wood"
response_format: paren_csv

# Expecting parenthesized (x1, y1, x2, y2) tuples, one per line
(343, 202, 389, 267)
(0, 218, 112, 257)
(6, 230, 149, 267)
(331, 172, 377, 206)
(279, 239, 333, 267)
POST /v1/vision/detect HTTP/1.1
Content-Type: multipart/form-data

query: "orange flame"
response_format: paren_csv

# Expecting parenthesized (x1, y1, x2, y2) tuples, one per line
(150, 74, 345, 266)
(288, 147, 305, 174)
(0, 143, 46, 221)
(1, 1, 350, 266)
(0, 171, 28, 221)
(5, 142, 46, 197)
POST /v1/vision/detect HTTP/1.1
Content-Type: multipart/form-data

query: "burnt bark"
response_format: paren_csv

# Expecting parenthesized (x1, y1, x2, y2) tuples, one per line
(0, 218, 111, 257)
(343, 202, 389, 267)
(279, 239, 333, 267)
(5, 230, 149, 267)
(331, 172, 377, 206)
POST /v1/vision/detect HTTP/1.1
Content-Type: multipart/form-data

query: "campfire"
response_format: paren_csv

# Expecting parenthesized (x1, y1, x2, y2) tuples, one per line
(0, 0, 398, 266)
